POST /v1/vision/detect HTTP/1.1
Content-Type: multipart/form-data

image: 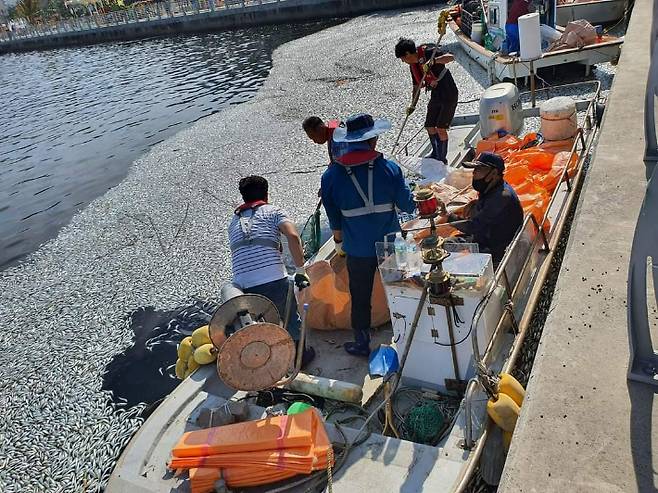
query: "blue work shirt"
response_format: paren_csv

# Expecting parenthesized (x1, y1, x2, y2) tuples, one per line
(448, 181, 524, 263)
(321, 155, 416, 258)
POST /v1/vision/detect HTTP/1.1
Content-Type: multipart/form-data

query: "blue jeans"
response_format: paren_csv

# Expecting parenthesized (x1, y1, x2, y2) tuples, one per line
(243, 277, 301, 341)
(504, 23, 520, 54)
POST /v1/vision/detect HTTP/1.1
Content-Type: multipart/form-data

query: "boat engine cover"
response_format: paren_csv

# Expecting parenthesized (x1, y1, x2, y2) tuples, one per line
(479, 83, 523, 138)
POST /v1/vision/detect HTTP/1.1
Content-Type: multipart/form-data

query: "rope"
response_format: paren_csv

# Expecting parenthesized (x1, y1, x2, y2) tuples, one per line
(326, 447, 334, 493)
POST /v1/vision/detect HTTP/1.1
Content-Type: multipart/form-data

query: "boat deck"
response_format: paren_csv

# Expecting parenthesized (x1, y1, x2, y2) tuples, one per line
(305, 326, 392, 405)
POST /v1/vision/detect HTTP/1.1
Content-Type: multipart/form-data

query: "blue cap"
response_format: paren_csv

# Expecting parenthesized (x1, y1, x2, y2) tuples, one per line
(332, 113, 392, 143)
(463, 152, 505, 173)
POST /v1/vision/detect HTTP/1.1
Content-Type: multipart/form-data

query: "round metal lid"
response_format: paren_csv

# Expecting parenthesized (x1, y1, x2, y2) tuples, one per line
(217, 322, 295, 391)
(208, 294, 280, 348)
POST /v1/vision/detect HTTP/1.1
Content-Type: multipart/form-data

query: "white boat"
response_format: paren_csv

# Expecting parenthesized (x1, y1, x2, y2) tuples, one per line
(556, 0, 627, 26)
(449, 2, 624, 84)
(106, 81, 603, 493)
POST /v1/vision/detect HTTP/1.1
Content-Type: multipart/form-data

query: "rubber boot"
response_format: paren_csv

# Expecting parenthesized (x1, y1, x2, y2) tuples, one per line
(437, 138, 449, 164)
(428, 134, 442, 161)
(344, 328, 371, 357)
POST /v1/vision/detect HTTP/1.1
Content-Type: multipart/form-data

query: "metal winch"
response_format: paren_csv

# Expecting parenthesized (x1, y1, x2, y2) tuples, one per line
(209, 284, 295, 391)
(411, 187, 466, 391)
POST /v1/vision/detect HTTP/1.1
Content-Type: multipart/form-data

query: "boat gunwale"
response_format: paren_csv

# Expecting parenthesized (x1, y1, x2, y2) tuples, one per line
(556, 0, 627, 8)
(452, 81, 602, 492)
(447, 18, 623, 65)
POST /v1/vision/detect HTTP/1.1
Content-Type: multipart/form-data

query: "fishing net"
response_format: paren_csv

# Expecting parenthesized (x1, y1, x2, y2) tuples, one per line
(300, 202, 322, 260)
(404, 403, 445, 444)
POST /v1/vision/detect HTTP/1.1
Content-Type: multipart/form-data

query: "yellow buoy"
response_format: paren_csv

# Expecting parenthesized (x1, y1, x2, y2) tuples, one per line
(487, 392, 520, 432)
(191, 325, 211, 348)
(177, 336, 194, 361)
(187, 354, 200, 373)
(175, 358, 187, 380)
(193, 344, 217, 365)
(499, 373, 525, 407)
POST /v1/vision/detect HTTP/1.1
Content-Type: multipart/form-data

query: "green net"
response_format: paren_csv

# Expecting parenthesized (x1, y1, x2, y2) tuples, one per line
(404, 403, 445, 444)
(300, 203, 322, 260)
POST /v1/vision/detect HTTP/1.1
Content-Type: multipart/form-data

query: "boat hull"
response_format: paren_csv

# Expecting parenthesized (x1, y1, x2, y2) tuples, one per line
(448, 19, 623, 83)
(556, 0, 627, 25)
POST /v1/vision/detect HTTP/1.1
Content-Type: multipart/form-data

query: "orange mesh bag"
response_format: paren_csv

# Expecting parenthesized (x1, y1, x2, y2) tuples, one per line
(300, 256, 390, 330)
(475, 134, 523, 159)
(504, 164, 531, 187)
(171, 409, 314, 458)
(183, 409, 334, 491)
(551, 151, 579, 178)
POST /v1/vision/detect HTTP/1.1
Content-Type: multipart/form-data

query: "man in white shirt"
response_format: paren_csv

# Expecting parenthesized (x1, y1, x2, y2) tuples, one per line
(228, 175, 314, 365)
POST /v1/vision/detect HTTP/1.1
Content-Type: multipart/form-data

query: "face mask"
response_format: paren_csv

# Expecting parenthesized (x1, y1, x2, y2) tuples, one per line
(472, 168, 496, 193)
(472, 177, 489, 193)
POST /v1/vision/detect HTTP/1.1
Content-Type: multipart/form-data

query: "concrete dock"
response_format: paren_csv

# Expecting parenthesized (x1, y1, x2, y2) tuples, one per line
(499, 0, 658, 491)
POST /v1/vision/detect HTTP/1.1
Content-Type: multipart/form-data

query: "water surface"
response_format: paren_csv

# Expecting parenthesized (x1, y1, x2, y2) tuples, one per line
(0, 23, 335, 269)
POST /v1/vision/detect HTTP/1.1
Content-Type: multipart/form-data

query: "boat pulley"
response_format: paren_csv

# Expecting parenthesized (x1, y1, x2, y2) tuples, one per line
(209, 283, 295, 391)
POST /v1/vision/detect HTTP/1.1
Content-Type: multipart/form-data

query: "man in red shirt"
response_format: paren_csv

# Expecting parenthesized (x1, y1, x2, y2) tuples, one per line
(395, 38, 458, 164)
(302, 116, 345, 163)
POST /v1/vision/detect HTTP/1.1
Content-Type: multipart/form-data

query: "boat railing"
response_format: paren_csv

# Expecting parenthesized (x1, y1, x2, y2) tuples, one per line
(461, 83, 601, 452)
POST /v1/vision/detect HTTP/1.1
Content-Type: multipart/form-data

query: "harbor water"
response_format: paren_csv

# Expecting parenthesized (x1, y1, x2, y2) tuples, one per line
(0, 22, 335, 269)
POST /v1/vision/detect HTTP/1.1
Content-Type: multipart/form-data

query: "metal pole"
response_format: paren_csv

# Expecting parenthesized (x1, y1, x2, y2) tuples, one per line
(444, 305, 461, 381)
(530, 59, 536, 108)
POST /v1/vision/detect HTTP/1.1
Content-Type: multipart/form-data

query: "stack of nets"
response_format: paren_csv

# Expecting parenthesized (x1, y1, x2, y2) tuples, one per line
(169, 408, 333, 492)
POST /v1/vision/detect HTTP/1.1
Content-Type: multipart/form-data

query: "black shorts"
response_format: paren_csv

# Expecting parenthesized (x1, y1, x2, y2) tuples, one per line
(425, 89, 458, 129)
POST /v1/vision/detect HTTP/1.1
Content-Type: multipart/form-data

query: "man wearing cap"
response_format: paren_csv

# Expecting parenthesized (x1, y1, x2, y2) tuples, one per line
(395, 37, 459, 164)
(321, 114, 416, 357)
(229, 175, 315, 366)
(440, 152, 523, 265)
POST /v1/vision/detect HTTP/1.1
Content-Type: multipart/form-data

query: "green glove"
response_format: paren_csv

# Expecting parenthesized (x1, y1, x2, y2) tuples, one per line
(406, 106, 416, 116)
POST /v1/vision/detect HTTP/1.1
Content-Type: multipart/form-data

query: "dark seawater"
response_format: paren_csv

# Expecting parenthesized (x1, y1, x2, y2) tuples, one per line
(0, 22, 335, 269)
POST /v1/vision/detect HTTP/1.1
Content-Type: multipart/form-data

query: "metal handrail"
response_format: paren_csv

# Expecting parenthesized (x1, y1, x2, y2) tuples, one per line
(0, 0, 285, 43)
(627, 1, 658, 386)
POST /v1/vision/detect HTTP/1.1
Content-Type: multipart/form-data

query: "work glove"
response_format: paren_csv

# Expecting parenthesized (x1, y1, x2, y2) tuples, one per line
(294, 267, 311, 290)
(406, 106, 416, 116)
(422, 61, 433, 74)
(334, 239, 346, 257)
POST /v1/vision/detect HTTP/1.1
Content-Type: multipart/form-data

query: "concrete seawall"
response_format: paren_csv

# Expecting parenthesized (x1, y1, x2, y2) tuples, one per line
(499, 0, 658, 491)
(0, 0, 434, 54)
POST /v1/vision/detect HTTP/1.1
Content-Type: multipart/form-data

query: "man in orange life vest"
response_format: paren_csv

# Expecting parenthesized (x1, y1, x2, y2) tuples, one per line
(395, 38, 459, 164)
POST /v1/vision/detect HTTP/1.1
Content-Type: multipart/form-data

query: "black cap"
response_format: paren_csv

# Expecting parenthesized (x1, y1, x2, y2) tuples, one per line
(463, 152, 505, 173)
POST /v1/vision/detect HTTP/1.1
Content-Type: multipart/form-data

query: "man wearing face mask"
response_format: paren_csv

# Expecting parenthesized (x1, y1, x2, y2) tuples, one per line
(440, 152, 523, 265)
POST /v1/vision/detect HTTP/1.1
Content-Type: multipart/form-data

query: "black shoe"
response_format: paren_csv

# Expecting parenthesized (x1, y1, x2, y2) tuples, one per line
(301, 346, 316, 369)
(344, 341, 370, 357)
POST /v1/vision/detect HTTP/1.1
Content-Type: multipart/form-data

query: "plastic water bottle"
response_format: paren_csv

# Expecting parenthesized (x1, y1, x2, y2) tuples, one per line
(394, 232, 407, 270)
(406, 236, 420, 273)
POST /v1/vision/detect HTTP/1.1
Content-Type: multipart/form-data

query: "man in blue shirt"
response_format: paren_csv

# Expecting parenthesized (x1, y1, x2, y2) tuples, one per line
(321, 114, 416, 356)
(440, 152, 524, 265)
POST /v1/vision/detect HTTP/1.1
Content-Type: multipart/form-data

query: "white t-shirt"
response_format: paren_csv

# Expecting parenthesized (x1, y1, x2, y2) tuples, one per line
(228, 204, 290, 289)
